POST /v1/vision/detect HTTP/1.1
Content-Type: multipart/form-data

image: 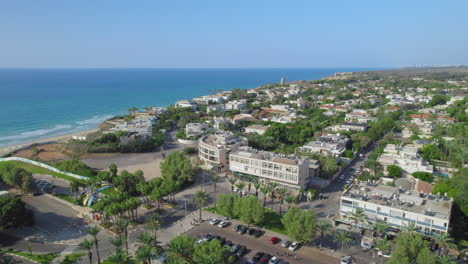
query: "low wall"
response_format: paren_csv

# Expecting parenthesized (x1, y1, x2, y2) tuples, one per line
(0, 157, 88, 181)
(178, 139, 198, 145)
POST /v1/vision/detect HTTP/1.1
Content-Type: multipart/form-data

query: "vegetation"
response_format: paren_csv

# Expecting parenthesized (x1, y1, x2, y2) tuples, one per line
(0, 196, 34, 230)
(51, 158, 96, 177)
(387, 165, 403, 178)
(0, 164, 36, 193)
(0, 160, 84, 183)
(412, 171, 434, 182)
(0, 249, 58, 264)
(61, 252, 86, 264)
(281, 207, 317, 243)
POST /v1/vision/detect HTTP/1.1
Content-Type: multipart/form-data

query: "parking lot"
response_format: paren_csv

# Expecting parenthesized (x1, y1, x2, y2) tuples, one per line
(185, 220, 340, 264)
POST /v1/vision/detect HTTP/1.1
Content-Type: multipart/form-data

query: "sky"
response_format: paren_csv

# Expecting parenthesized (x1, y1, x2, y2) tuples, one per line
(0, 0, 467, 68)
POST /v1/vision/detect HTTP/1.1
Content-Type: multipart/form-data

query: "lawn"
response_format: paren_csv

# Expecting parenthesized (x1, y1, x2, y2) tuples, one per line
(0, 160, 85, 183)
(54, 193, 79, 205)
(1, 249, 58, 264)
(205, 207, 287, 235)
(61, 252, 85, 264)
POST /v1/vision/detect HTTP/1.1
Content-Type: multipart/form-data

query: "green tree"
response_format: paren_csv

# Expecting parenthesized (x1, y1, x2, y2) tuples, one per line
(375, 237, 391, 264)
(234, 196, 264, 227)
(235, 182, 246, 197)
(193, 239, 234, 264)
(160, 151, 195, 185)
(87, 226, 101, 264)
(387, 165, 403, 178)
(349, 208, 367, 232)
(211, 175, 220, 209)
(281, 207, 317, 243)
(276, 188, 288, 215)
(316, 221, 332, 250)
(253, 182, 261, 197)
(109, 163, 118, 178)
(136, 232, 163, 264)
(216, 194, 237, 219)
(228, 178, 236, 192)
(145, 212, 161, 237)
(115, 219, 130, 253)
(436, 254, 456, 264)
(284, 194, 295, 210)
(260, 185, 271, 208)
(434, 233, 455, 256)
(79, 239, 94, 264)
(387, 231, 436, 264)
(372, 220, 390, 239)
(192, 191, 208, 222)
(166, 235, 195, 263)
(0, 196, 34, 231)
(334, 231, 353, 257)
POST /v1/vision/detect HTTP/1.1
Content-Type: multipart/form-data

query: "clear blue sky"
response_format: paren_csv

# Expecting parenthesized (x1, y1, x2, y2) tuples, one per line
(1, 0, 467, 68)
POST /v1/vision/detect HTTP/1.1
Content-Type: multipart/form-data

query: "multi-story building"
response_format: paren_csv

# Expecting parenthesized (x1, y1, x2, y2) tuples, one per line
(185, 123, 210, 138)
(339, 181, 452, 236)
(378, 144, 433, 175)
(175, 100, 197, 110)
(329, 122, 368, 132)
(301, 134, 350, 157)
(198, 132, 247, 172)
(225, 99, 247, 111)
(229, 146, 319, 190)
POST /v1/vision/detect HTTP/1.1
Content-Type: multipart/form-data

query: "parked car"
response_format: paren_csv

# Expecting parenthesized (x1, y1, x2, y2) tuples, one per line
(238, 225, 248, 234)
(209, 218, 221, 225)
(281, 240, 291, 248)
(233, 224, 245, 232)
(378, 250, 391, 258)
(252, 229, 263, 238)
(259, 254, 272, 263)
(341, 256, 352, 264)
(269, 237, 280, 244)
(252, 252, 264, 262)
(218, 220, 230, 228)
(248, 228, 256, 236)
(288, 242, 301, 251)
(201, 233, 213, 241)
(212, 235, 225, 244)
(236, 246, 248, 257)
(223, 240, 233, 247)
(268, 256, 280, 264)
(230, 244, 241, 253)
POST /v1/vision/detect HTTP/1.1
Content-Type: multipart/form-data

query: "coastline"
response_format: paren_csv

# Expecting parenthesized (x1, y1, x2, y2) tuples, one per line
(0, 129, 99, 158)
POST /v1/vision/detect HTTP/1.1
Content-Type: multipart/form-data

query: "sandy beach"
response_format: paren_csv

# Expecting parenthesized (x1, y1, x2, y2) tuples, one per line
(0, 129, 99, 158)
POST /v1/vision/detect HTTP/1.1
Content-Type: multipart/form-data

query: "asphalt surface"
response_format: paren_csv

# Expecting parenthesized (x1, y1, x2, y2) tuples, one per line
(186, 222, 340, 264)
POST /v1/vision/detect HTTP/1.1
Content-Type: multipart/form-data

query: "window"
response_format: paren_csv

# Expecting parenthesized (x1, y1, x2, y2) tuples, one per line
(342, 199, 352, 205)
(377, 207, 381, 212)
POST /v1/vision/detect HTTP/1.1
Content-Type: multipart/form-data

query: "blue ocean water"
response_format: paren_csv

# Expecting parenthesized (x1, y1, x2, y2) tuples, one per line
(0, 68, 375, 147)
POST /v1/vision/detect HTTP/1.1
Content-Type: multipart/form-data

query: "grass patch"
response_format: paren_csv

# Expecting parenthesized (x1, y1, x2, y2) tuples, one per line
(100, 187, 118, 196)
(102, 258, 139, 264)
(54, 194, 79, 205)
(1, 249, 58, 264)
(61, 252, 85, 264)
(0, 160, 85, 183)
(205, 207, 287, 235)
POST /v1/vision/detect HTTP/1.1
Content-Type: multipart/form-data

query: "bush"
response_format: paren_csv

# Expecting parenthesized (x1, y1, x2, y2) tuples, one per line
(183, 147, 197, 155)
(343, 149, 354, 159)
(51, 158, 96, 177)
(412, 171, 434, 183)
(0, 196, 34, 230)
(387, 165, 403, 178)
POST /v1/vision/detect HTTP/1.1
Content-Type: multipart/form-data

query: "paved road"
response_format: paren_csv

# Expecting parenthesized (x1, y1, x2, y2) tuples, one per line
(186, 222, 340, 264)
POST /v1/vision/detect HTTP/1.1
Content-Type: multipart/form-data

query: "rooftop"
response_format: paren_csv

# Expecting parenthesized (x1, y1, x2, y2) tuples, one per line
(343, 181, 452, 220)
(233, 146, 308, 166)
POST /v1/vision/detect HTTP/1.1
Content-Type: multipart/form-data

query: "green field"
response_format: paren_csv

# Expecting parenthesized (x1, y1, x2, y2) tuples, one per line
(0, 160, 85, 183)
(0, 249, 59, 264)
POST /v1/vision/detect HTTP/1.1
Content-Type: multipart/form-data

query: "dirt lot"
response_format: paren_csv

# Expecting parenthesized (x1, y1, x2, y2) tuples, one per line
(13, 143, 70, 162)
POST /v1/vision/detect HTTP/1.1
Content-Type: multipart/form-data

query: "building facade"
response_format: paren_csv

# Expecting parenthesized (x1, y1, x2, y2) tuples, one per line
(198, 132, 247, 172)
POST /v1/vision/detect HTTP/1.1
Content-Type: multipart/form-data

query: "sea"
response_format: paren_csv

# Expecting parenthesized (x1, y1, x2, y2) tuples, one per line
(0, 68, 376, 147)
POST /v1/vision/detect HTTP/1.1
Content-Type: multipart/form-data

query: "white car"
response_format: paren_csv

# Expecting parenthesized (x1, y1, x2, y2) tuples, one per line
(268, 256, 280, 264)
(233, 187, 239, 192)
(209, 218, 221, 225)
(288, 241, 301, 251)
(378, 250, 391, 258)
(217, 221, 230, 228)
(341, 256, 352, 264)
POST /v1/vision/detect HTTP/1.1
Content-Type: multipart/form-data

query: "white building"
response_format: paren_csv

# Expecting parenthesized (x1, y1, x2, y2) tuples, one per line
(185, 123, 210, 138)
(229, 146, 319, 190)
(225, 99, 247, 111)
(198, 132, 247, 172)
(378, 144, 433, 175)
(244, 124, 269, 135)
(339, 181, 452, 236)
(301, 134, 350, 157)
(193, 95, 223, 105)
(329, 123, 368, 132)
(175, 100, 197, 110)
(207, 104, 225, 114)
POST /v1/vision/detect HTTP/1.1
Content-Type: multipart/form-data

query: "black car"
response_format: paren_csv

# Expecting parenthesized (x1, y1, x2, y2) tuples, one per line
(212, 235, 225, 245)
(252, 252, 264, 262)
(238, 225, 248, 234)
(252, 229, 263, 238)
(236, 246, 248, 257)
(248, 228, 256, 236)
(234, 224, 246, 232)
(223, 240, 233, 247)
(230, 244, 241, 253)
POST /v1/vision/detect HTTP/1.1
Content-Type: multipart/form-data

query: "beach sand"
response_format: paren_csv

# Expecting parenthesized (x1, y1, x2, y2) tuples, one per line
(0, 129, 99, 157)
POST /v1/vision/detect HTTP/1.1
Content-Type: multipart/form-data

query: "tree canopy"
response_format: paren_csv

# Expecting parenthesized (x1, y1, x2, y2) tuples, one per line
(281, 207, 317, 243)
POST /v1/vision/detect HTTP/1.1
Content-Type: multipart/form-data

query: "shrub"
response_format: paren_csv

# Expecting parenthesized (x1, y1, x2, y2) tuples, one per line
(387, 165, 403, 178)
(412, 171, 434, 183)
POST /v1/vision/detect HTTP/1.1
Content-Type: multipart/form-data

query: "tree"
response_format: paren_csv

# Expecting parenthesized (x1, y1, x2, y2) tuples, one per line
(136, 232, 163, 264)
(79, 239, 94, 264)
(334, 231, 353, 257)
(228, 178, 236, 192)
(160, 151, 195, 186)
(234, 196, 264, 227)
(387, 231, 435, 264)
(372, 220, 390, 239)
(145, 213, 161, 237)
(387, 165, 403, 178)
(217, 194, 237, 219)
(434, 233, 455, 256)
(70, 180, 81, 199)
(253, 182, 261, 197)
(276, 188, 288, 215)
(349, 208, 367, 232)
(211, 175, 220, 209)
(235, 182, 245, 197)
(107, 249, 132, 264)
(260, 185, 271, 208)
(375, 237, 391, 264)
(245, 175, 254, 193)
(192, 191, 208, 222)
(166, 235, 195, 263)
(109, 163, 118, 178)
(316, 221, 332, 250)
(193, 239, 234, 264)
(436, 254, 456, 264)
(0, 196, 34, 231)
(284, 194, 295, 210)
(115, 219, 130, 253)
(281, 207, 317, 243)
(87, 226, 101, 264)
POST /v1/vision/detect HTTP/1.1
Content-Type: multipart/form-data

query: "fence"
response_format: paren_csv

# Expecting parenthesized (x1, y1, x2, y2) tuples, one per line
(0, 157, 88, 181)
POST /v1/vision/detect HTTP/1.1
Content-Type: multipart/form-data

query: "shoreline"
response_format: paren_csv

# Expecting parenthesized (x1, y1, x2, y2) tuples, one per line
(0, 129, 99, 157)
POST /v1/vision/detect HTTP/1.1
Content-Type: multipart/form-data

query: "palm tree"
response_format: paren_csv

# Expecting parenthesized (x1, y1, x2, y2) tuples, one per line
(284, 194, 295, 210)
(236, 182, 246, 197)
(109, 163, 118, 178)
(136, 232, 163, 264)
(87, 226, 101, 264)
(145, 212, 161, 237)
(79, 239, 94, 264)
(372, 220, 390, 239)
(70, 181, 80, 199)
(268, 183, 278, 209)
(111, 235, 127, 252)
(253, 182, 261, 197)
(437, 254, 456, 264)
(245, 175, 254, 193)
(260, 185, 271, 208)
(349, 208, 366, 231)
(276, 188, 288, 215)
(374, 237, 391, 264)
(316, 221, 332, 250)
(192, 191, 208, 222)
(107, 248, 132, 264)
(228, 178, 236, 192)
(434, 232, 456, 256)
(136, 243, 153, 264)
(334, 231, 353, 257)
(211, 175, 220, 209)
(115, 219, 130, 253)
(402, 222, 418, 238)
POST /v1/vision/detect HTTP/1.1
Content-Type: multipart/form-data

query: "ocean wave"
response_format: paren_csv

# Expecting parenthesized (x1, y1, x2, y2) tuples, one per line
(0, 125, 73, 142)
(75, 114, 114, 125)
